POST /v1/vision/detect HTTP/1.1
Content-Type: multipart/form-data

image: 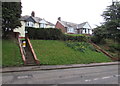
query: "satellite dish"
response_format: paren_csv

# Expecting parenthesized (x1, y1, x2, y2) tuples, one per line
(117, 27, 120, 30)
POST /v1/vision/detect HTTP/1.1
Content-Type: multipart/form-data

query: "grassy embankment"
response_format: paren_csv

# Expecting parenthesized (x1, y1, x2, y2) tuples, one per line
(2, 40, 23, 67)
(31, 40, 112, 65)
(98, 39, 120, 59)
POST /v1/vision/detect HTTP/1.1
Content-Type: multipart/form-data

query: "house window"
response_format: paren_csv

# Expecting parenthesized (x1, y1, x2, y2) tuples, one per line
(40, 23, 46, 28)
(26, 22, 34, 27)
(68, 28, 71, 32)
(68, 28, 74, 33)
(29, 22, 34, 27)
(25, 22, 29, 26)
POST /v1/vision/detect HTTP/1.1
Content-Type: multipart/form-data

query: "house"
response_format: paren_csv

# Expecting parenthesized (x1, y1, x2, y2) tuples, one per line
(14, 11, 55, 39)
(55, 17, 93, 34)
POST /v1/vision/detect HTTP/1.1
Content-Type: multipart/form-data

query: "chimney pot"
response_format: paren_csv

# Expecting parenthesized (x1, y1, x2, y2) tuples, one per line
(58, 17, 61, 21)
(31, 11, 35, 17)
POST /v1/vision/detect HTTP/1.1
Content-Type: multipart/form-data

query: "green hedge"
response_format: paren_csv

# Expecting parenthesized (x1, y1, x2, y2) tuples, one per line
(27, 27, 88, 42)
(63, 35, 88, 42)
(27, 27, 64, 40)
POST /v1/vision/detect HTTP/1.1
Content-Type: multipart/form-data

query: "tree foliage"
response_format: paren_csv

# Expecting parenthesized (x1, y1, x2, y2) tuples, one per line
(102, 1, 120, 22)
(92, 1, 120, 43)
(2, 2, 22, 38)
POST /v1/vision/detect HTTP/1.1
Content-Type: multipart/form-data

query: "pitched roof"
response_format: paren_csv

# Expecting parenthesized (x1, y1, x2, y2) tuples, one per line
(31, 16, 42, 23)
(20, 15, 30, 21)
(77, 22, 87, 28)
(59, 20, 77, 27)
(47, 21, 55, 26)
(58, 20, 92, 29)
(20, 15, 54, 26)
(21, 15, 42, 23)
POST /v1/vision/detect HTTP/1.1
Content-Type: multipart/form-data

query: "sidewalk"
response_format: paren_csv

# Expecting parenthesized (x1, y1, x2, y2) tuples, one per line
(1, 62, 119, 73)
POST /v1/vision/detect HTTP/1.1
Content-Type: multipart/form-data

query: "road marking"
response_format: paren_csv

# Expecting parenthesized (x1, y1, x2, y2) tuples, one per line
(102, 76, 111, 79)
(85, 75, 120, 82)
(17, 75, 32, 79)
(114, 75, 120, 77)
(85, 80, 91, 82)
(17, 76, 29, 79)
(93, 78, 99, 80)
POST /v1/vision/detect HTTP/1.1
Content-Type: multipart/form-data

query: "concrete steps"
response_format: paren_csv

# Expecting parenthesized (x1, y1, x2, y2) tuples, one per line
(24, 40, 36, 65)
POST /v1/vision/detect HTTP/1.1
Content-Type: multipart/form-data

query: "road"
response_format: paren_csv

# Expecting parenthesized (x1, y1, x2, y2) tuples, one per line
(2, 64, 119, 84)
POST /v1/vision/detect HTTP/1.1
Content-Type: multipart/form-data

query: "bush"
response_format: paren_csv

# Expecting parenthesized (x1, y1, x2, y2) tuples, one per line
(63, 34, 88, 42)
(27, 27, 88, 42)
(65, 42, 96, 52)
(91, 36, 106, 44)
(109, 44, 120, 51)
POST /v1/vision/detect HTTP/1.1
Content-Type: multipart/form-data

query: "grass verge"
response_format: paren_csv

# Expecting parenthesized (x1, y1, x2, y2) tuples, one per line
(31, 40, 112, 65)
(2, 39, 23, 67)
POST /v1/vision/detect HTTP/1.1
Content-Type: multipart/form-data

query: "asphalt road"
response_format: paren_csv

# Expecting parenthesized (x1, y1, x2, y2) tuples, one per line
(2, 64, 119, 84)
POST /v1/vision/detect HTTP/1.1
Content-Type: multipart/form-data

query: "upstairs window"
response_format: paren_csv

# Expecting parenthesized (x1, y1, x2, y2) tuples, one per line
(25, 22, 34, 27)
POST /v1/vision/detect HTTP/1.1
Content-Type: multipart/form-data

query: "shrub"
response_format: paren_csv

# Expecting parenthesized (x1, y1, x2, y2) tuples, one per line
(65, 42, 96, 52)
(63, 34, 88, 42)
(109, 44, 120, 51)
(91, 36, 106, 44)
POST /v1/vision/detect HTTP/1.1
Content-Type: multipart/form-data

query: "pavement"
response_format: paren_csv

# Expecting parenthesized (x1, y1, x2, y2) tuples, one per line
(1, 61, 119, 73)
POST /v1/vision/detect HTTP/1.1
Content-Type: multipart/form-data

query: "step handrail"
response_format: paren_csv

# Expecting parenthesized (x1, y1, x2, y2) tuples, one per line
(89, 40, 118, 61)
(26, 37, 40, 64)
(18, 38, 26, 64)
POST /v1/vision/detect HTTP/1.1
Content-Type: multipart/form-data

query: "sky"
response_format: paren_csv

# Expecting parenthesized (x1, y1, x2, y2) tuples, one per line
(21, 0, 120, 28)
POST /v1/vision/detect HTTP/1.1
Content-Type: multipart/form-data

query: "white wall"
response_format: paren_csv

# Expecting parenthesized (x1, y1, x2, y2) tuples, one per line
(83, 23, 92, 29)
(14, 21, 26, 37)
(46, 25, 55, 28)
(83, 23, 92, 34)
(34, 23, 40, 28)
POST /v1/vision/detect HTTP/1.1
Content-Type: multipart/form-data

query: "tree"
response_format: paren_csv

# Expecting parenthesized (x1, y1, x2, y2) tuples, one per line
(92, 1, 120, 43)
(102, 1, 120, 22)
(2, 2, 22, 38)
(91, 25, 107, 44)
(102, 1, 120, 42)
(102, 1, 120, 28)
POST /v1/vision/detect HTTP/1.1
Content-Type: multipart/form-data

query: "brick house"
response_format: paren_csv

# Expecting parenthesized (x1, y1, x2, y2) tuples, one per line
(55, 17, 93, 34)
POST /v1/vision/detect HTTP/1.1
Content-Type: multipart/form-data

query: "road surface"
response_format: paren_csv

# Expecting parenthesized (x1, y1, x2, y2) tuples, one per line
(2, 64, 119, 84)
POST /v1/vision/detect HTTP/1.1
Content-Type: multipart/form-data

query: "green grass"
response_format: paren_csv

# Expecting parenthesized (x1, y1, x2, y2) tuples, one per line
(2, 39, 23, 67)
(98, 39, 120, 58)
(31, 40, 111, 65)
(65, 34, 87, 37)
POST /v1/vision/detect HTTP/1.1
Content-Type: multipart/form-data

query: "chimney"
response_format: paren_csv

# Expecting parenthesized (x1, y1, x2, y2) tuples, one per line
(31, 11, 35, 17)
(58, 17, 61, 21)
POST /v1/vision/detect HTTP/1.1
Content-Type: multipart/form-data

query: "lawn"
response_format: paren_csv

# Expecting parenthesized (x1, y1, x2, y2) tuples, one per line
(31, 40, 112, 65)
(2, 39, 23, 67)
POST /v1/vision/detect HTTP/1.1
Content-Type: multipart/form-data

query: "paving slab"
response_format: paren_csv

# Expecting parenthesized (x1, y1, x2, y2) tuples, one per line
(1, 62, 119, 73)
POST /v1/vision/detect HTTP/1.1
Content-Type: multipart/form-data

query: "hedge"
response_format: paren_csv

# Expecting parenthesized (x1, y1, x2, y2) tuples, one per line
(26, 27, 88, 42)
